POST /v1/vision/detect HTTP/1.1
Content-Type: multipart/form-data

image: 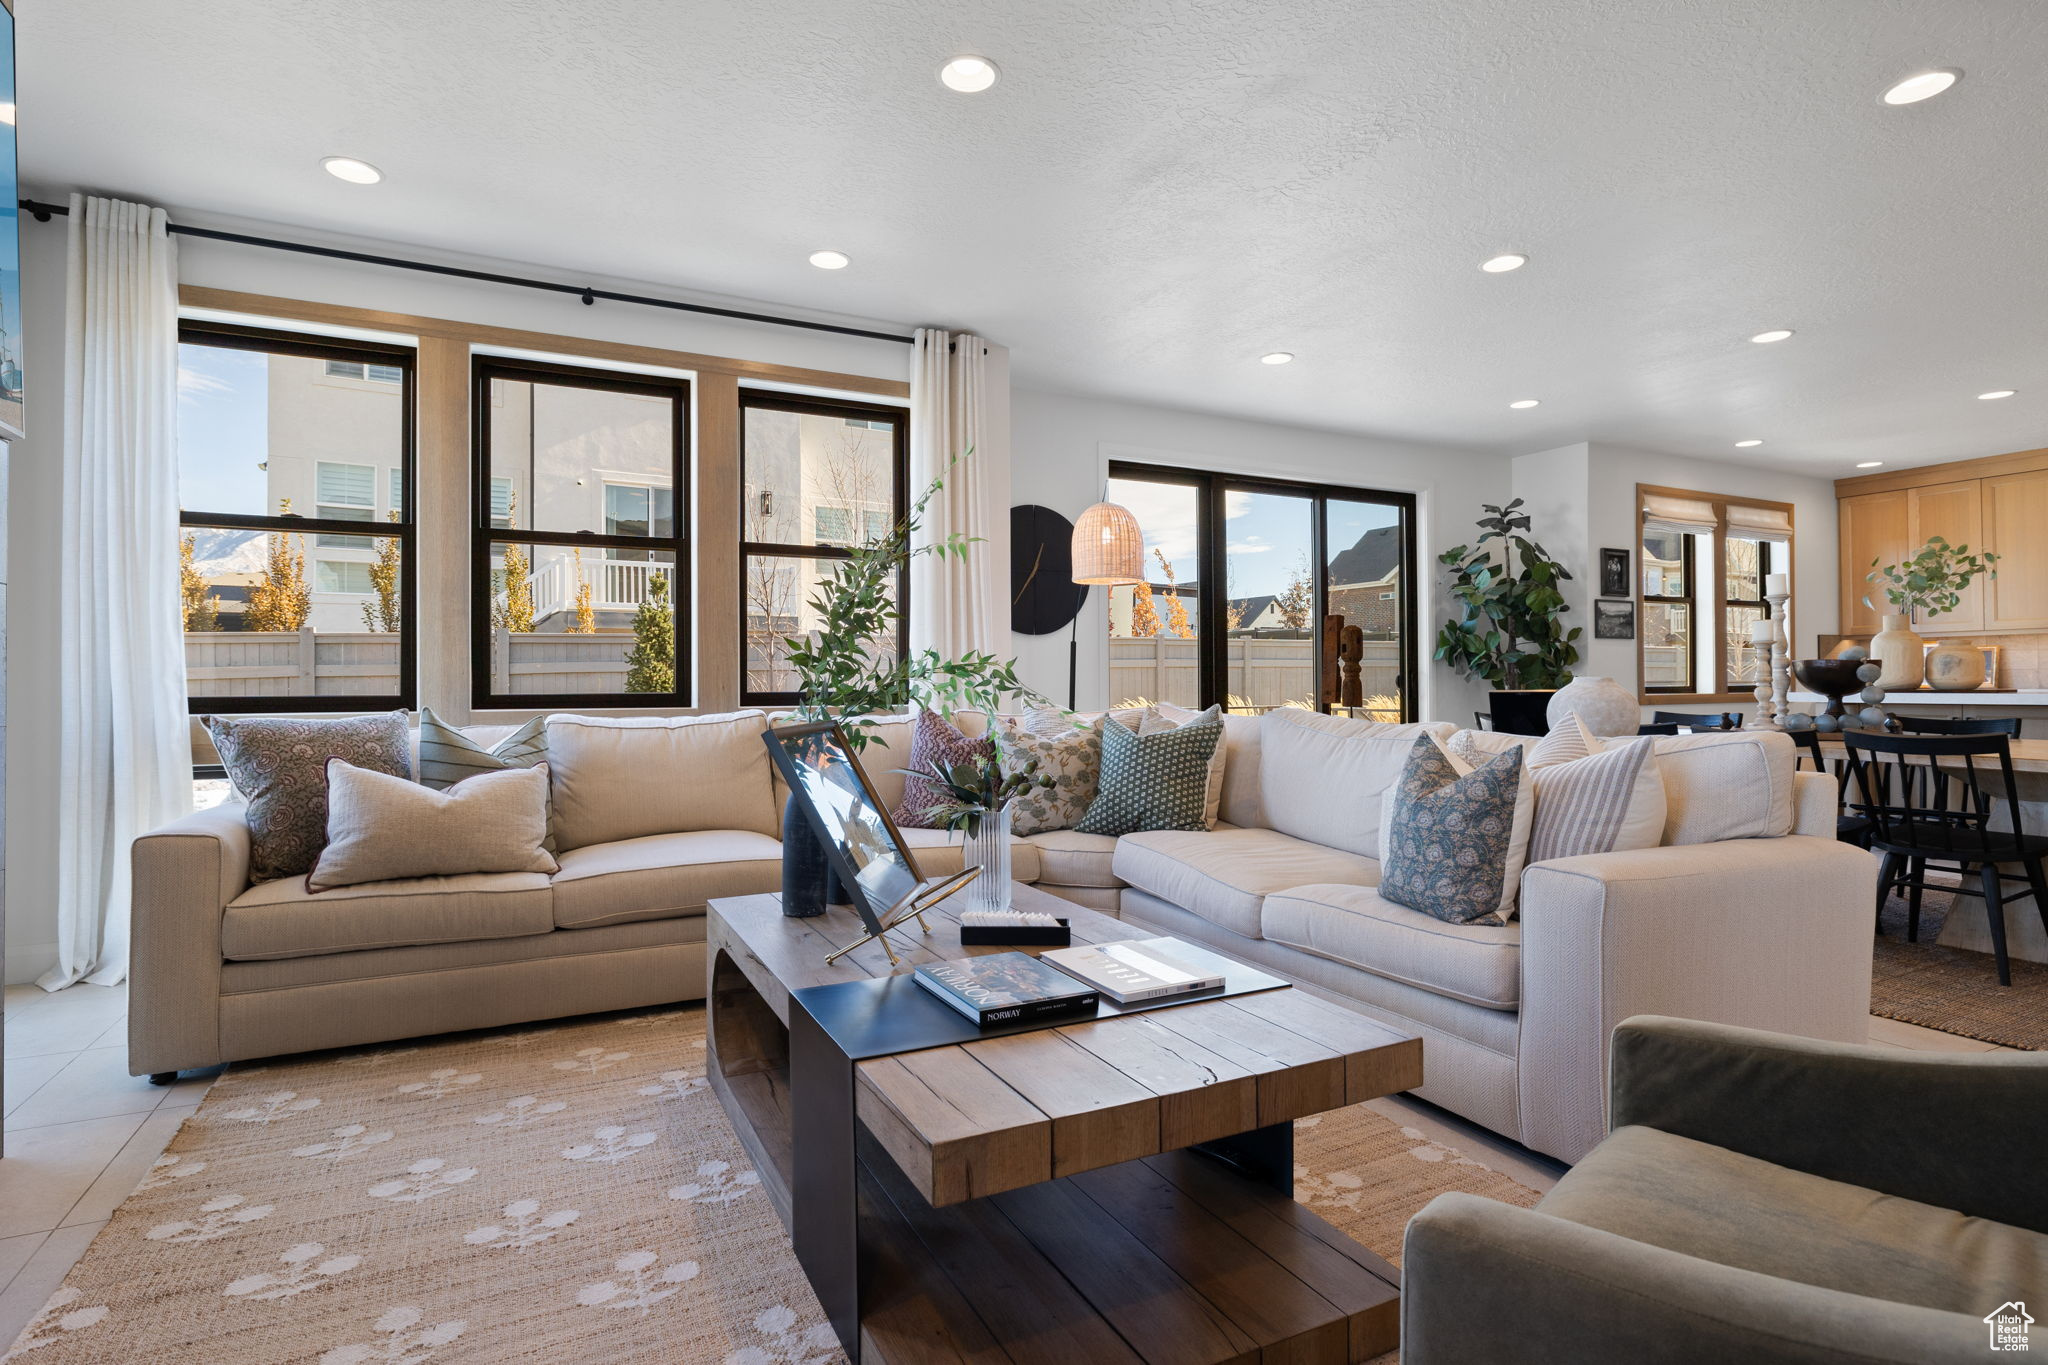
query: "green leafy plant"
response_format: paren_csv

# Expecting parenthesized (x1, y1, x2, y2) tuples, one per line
(782, 451, 1047, 751)
(900, 752, 1052, 836)
(623, 569, 676, 693)
(1865, 536, 1999, 621)
(1434, 499, 1581, 690)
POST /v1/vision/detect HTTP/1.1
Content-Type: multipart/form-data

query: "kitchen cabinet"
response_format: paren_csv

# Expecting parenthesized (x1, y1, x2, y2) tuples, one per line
(1838, 488, 1910, 636)
(1983, 469, 2048, 631)
(1908, 479, 1985, 634)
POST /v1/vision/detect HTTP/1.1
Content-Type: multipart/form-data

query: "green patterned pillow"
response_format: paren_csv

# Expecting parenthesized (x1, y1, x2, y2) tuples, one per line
(1377, 735, 1531, 926)
(417, 707, 554, 851)
(1074, 709, 1222, 836)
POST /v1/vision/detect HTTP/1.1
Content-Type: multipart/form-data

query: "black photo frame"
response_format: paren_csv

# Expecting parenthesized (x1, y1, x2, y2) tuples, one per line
(1594, 598, 1636, 640)
(761, 720, 922, 938)
(1599, 547, 1631, 599)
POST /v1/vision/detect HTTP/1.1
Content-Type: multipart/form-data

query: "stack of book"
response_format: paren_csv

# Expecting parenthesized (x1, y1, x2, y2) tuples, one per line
(912, 937, 1225, 1026)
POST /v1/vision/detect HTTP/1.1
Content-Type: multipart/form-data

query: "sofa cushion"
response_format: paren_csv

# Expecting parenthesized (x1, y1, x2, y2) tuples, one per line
(1076, 709, 1224, 836)
(894, 825, 1042, 884)
(1217, 713, 1264, 829)
(1112, 826, 1378, 939)
(1257, 710, 1456, 858)
(309, 761, 558, 892)
(545, 711, 777, 850)
(1540, 1124, 2048, 1315)
(1025, 829, 1122, 888)
(1259, 883, 1522, 1010)
(223, 871, 554, 961)
(1653, 731, 1798, 845)
(550, 830, 785, 929)
(204, 710, 413, 881)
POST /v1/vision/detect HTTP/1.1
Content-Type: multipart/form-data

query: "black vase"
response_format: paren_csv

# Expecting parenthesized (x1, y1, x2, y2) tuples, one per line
(780, 799, 830, 917)
(1487, 688, 1559, 737)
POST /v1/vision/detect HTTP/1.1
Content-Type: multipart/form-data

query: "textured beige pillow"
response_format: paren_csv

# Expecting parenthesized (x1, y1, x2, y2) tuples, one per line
(544, 711, 776, 850)
(1652, 730, 1797, 844)
(307, 761, 557, 892)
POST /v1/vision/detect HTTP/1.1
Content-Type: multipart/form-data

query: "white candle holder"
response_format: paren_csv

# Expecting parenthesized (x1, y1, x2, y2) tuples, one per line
(1755, 589, 1792, 730)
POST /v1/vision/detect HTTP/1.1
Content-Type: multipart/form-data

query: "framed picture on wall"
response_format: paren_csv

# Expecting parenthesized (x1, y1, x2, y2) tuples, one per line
(1599, 547, 1630, 598)
(1593, 598, 1635, 640)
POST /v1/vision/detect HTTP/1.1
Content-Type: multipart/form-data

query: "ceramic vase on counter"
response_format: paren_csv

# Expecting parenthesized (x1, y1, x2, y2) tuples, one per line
(1871, 613, 1926, 691)
(1546, 676, 1638, 738)
(1925, 640, 1987, 691)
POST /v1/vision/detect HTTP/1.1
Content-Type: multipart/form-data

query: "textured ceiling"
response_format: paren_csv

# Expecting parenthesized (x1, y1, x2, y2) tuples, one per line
(23, 0, 2048, 472)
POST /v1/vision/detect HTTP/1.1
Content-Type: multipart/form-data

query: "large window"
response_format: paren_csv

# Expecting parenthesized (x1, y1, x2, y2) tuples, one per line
(1105, 463, 1416, 720)
(177, 323, 415, 712)
(472, 357, 689, 708)
(1638, 486, 1794, 700)
(739, 392, 907, 705)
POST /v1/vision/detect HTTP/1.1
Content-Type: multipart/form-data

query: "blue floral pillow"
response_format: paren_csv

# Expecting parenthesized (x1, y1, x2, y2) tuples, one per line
(1377, 734, 1531, 925)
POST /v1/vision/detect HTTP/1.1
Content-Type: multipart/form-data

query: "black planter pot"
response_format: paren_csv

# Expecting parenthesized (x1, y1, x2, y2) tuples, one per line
(1487, 689, 1558, 737)
(780, 800, 837, 918)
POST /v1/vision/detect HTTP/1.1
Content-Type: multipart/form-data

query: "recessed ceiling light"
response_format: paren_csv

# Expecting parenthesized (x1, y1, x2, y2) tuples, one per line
(1750, 329, 1794, 344)
(1480, 253, 1528, 273)
(320, 156, 382, 185)
(1856, 461, 1885, 468)
(1979, 389, 2016, 400)
(1735, 439, 1764, 448)
(1882, 69, 1960, 106)
(1259, 352, 1294, 365)
(1508, 398, 1540, 409)
(939, 56, 1000, 93)
(808, 250, 850, 270)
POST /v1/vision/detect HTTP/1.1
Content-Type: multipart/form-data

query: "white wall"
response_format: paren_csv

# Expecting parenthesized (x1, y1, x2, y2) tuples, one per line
(1008, 386, 1513, 725)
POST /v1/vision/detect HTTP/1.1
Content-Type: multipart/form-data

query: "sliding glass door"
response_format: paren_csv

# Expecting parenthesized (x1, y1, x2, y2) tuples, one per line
(1105, 464, 1416, 720)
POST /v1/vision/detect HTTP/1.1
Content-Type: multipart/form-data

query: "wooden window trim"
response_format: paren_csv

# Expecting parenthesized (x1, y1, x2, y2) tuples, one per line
(1634, 483, 1796, 707)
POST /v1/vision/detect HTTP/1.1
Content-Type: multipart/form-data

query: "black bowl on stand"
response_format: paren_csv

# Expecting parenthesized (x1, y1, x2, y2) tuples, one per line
(1793, 658, 1865, 722)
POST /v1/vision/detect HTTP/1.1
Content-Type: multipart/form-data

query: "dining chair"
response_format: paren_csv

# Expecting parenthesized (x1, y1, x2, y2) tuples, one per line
(1650, 710, 1740, 730)
(1895, 715, 2024, 739)
(1635, 722, 1680, 735)
(1841, 730, 2048, 986)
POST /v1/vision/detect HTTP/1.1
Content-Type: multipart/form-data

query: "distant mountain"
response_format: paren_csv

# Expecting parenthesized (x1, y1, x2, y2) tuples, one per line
(187, 527, 266, 578)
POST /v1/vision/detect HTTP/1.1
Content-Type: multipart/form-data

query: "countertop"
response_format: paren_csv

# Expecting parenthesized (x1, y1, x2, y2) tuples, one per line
(1788, 689, 2048, 706)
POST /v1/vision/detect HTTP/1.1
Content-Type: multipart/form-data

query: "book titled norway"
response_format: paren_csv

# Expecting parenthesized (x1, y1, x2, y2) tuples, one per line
(912, 952, 1101, 1027)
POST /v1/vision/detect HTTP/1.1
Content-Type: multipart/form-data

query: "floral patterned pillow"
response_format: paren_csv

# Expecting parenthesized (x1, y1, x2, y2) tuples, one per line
(1376, 734, 1533, 925)
(891, 710, 995, 829)
(204, 711, 413, 881)
(998, 709, 1102, 835)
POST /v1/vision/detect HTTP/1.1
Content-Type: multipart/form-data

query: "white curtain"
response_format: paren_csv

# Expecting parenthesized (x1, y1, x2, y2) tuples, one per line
(908, 328, 1008, 661)
(45, 194, 191, 989)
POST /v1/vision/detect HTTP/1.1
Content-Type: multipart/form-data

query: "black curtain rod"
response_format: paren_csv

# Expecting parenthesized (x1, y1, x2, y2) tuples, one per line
(18, 197, 919, 346)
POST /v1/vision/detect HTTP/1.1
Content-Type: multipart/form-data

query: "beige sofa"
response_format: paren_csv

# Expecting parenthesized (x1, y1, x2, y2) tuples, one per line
(131, 708, 1876, 1163)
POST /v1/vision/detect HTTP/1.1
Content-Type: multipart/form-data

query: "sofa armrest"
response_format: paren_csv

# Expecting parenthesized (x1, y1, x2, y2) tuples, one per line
(1403, 1192, 1982, 1365)
(127, 804, 250, 1076)
(1611, 1015, 2048, 1233)
(1515, 836, 1875, 1163)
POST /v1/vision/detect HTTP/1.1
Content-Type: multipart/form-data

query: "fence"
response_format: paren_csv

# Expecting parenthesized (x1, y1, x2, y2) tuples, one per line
(187, 628, 637, 698)
(1108, 635, 1401, 711)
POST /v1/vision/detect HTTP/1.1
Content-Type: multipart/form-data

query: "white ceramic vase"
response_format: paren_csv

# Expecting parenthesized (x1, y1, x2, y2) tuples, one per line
(1545, 675, 1638, 738)
(1871, 613, 1925, 692)
(1924, 640, 1985, 691)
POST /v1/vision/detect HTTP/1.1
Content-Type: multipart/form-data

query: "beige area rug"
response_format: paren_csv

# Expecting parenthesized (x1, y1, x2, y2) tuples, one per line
(3, 1006, 1538, 1364)
(1873, 884, 2048, 1050)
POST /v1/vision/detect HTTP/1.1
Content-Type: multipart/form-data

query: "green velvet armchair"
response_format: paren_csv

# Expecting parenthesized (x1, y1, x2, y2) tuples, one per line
(1403, 1015, 2048, 1364)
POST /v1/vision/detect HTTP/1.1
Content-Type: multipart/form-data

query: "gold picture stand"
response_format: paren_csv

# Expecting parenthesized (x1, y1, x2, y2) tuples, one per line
(822, 866, 981, 967)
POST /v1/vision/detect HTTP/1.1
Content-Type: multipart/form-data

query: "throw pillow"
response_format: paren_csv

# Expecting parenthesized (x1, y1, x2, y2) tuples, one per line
(1527, 736, 1666, 863)
(203, 710, 412, 881)
(417, 707, 556, 852)
(1075, 707, 1224, 836)
(1143, 702, 1229, 829)
(1377, 734, 1533, 926)
(998, 709, 1101, 835)
(892, 710, 995, 829)
(308, 761, 558, 891)
(1527, 713, 1602, 767)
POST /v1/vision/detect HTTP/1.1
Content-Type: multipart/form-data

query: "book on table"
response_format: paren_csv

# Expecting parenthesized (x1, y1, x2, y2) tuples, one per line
(1039, 937, 1225, 1004)
(912, 952, 1101, 1027)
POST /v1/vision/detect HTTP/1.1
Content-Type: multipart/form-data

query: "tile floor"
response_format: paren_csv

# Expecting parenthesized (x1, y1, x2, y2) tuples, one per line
(0, 984, 2023, 1348)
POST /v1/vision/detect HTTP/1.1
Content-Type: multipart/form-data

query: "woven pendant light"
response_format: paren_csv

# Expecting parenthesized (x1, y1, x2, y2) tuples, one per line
(1071, 501, 1144, 584)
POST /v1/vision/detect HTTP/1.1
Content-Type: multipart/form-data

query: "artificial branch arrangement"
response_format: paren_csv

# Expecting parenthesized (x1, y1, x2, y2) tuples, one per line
(901, 753, 1053, 837)
(1865, 536, 2000, 620)
(782, 450, 1047, 749)
(1434, 498, 1581, 690)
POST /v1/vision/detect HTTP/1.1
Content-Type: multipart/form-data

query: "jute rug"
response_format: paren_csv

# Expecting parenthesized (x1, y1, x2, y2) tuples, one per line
(4, 1005, 1538, 1364)
(1873, 884, 2048, 1050)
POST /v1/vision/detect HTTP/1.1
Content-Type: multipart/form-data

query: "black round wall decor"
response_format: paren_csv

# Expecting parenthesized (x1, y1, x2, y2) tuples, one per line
(1010, 503, 1089, 635)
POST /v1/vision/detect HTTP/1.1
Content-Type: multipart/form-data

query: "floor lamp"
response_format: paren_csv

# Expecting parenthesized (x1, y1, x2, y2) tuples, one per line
(1070, 500, 1144, 710)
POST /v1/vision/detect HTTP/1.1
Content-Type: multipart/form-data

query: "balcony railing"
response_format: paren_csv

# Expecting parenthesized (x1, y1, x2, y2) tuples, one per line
(526, 555, 660, 622)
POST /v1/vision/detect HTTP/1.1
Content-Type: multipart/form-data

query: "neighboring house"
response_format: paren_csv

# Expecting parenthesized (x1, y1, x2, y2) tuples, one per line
(1226, 594, 1284, 631)
(1326, 525, 1403, 635)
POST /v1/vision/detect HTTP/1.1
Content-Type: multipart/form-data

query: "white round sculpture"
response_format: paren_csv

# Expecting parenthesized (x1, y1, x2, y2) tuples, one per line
(1546, 676, 1638, 737)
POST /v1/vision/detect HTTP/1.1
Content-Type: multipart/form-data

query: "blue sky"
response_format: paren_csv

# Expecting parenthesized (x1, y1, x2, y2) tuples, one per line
(178, 343, 270, 515)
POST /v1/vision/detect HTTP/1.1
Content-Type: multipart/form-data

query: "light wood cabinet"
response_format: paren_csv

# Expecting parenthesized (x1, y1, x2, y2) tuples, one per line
(1908, 479, 1985, 634)
(1839, 488, 1911, 636)
(1983, 469, 2048, 631)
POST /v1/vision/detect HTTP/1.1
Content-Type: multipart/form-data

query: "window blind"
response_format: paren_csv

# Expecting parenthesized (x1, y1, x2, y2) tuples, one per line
(317, 462, 375, 508)
(1641, 492, 1717, 537)
(1726, 502, 1794, 543)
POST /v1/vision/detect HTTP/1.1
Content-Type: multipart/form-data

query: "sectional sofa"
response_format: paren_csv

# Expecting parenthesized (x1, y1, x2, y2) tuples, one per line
(131, 706, 1876, 1163)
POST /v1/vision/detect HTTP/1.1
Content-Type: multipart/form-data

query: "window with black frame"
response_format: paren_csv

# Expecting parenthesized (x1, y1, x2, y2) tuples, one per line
(739, 392, 908, 706)
(176, 322, 416, 712)
(471, 357, 690, 708)
(1640, 527, 1696, 694)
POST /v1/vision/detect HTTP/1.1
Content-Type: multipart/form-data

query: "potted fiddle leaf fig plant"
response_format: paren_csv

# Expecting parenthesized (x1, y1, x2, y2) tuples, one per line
(1864, 537, 1999, 691)
(1435, 499, 1581, 735)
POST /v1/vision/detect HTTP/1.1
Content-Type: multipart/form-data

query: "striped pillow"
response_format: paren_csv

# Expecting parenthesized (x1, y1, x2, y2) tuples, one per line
(1527, 736, 1665, 864)
(417, 707, 555, 851)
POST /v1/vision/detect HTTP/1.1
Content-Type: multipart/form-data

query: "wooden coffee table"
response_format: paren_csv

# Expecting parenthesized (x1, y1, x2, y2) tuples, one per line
(706, 882, 1423, 1364)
